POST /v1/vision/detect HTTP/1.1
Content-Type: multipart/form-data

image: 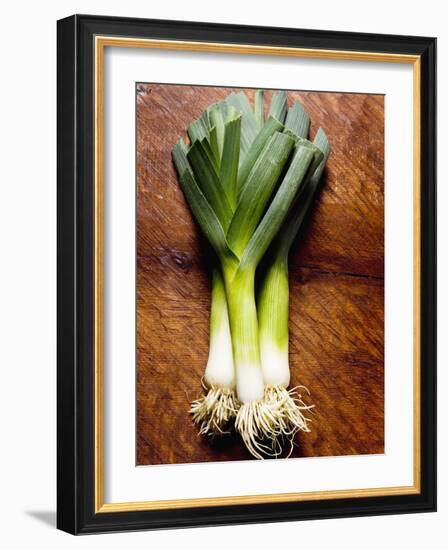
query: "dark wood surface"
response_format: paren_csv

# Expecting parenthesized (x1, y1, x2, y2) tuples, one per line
(136, 84, 384, 464)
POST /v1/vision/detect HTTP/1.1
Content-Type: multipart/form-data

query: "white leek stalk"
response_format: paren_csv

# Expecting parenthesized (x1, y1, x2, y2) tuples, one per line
(190, 268, 237, 434)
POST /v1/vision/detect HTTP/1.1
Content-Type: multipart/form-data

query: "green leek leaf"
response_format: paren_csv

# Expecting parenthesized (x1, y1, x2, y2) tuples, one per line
(200, 109, 210, 130)
(187, 139, 233, 231)
(220, 115, 241, 210)
(240, 144, 314, 269)
(254, 90, 265, 130)
(268, 91, 287, 124)
(237, 115, 284, 198)
(172, 138, 191, 175)
(187, 117, 209, 144)
(173, 142, 237, 267)
(276, 128, 330, 257)
(285, 101, 310, 139)
(226, 92, 258, 158)
(209, 105, 225, 159)
(226, 132, 295, 258)
(208, 126, 220, 167)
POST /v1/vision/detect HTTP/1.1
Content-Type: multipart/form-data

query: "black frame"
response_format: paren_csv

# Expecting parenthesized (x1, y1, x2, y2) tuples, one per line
(57, 14, 436, 534)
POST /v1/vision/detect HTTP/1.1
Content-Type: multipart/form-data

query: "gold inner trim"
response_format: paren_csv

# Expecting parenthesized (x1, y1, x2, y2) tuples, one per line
(94, 35, 422, 514)
(97, 36, 419, 64)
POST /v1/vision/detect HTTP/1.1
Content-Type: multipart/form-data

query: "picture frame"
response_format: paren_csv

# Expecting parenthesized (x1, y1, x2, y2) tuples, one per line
(57, 14, 436, 534)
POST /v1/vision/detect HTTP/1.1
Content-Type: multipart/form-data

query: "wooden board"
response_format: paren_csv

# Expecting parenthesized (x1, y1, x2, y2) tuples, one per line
(136, 84, 384, 464)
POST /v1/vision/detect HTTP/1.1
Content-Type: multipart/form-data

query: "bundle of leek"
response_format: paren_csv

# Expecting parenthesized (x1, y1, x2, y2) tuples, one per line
(172, 90, 330, 458)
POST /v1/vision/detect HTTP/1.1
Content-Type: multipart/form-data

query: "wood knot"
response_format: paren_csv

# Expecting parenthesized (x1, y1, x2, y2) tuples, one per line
(171, 252, 193, 271)
(137, 84, 150, 96)
(296, 268, 309, 285)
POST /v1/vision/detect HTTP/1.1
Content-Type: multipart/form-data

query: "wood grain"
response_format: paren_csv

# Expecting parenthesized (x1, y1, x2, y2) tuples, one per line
(136, 84, 384, 464)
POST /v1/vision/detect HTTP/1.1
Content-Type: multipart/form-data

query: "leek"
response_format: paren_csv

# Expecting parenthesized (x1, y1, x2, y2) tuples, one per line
(231, 143, 315, 457)
(173, 142, 239, 435)
(258, 128, 330, 447)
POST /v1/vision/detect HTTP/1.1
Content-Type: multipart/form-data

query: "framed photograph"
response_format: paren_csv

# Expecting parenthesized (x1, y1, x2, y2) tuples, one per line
(57, 14, 436, 534)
